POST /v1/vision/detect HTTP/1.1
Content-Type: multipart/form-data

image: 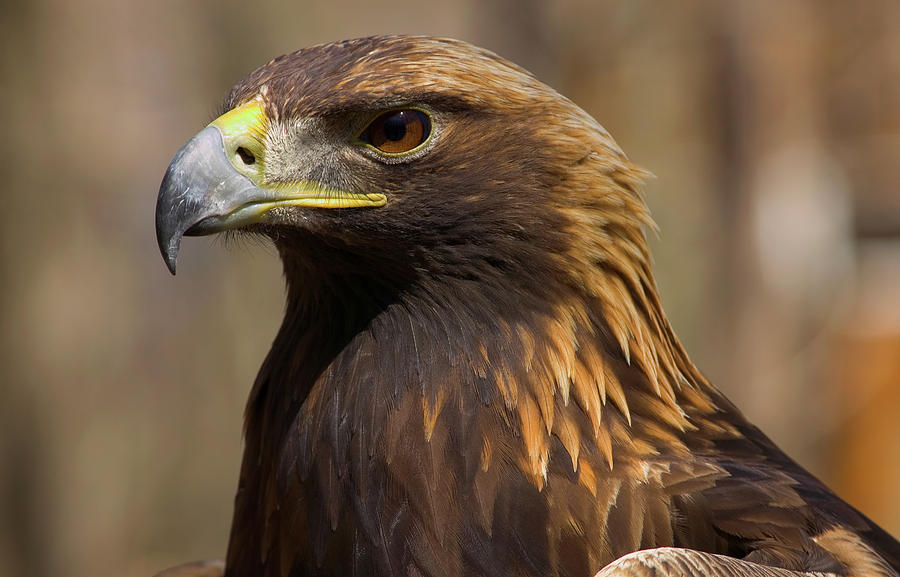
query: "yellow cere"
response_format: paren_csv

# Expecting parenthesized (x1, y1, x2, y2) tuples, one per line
(209, 100, 268, 146)
(209, 100, 269, 182)
(208, 99, 386, 210)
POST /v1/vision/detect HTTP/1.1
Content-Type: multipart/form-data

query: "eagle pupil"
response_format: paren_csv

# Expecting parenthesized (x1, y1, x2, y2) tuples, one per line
(383, 113, 408, 142)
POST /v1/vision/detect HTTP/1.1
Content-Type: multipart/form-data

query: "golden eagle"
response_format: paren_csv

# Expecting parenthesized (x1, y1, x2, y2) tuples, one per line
(154, 36, 900, 577)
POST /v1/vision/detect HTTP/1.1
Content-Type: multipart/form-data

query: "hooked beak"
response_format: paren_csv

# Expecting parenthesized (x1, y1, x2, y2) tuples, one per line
(155, 100, 386, 274)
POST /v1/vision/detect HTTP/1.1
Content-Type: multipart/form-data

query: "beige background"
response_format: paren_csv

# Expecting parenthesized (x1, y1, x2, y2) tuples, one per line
(2, 1, 899, 576)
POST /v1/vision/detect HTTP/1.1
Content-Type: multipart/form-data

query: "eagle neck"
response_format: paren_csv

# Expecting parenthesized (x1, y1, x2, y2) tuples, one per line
(249, 240, 719, 490)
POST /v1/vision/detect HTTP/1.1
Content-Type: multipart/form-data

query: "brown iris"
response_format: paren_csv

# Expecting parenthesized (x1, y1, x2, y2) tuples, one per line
(361, 109, 431, 154)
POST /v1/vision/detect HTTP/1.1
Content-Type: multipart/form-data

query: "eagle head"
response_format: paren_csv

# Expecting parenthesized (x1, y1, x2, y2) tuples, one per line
(156, 35, 650, 304)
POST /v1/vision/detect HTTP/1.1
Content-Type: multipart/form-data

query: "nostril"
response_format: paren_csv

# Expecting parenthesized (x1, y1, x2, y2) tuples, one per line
(236, 147, 256, 165)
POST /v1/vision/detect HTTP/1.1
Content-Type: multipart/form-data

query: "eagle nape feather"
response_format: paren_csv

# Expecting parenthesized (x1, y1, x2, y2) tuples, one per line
(153, 36, 900, 577)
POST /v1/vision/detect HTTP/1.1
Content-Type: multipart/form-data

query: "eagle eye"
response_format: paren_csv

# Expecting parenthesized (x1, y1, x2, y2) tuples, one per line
(360, 109, 431, 155)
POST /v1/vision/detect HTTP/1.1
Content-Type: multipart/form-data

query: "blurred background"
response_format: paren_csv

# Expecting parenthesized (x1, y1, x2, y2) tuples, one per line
(1, 1, 899, 576)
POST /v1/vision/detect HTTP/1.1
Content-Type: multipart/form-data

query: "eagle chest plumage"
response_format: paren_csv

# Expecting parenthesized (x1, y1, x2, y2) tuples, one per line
(225, 250, 728, 577)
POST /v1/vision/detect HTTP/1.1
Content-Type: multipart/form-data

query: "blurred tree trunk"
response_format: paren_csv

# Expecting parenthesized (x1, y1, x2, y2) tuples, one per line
(0, 1, 52, 576)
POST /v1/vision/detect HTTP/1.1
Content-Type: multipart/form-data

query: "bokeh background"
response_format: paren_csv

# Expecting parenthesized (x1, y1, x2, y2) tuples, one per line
(2, 1, 899, 576)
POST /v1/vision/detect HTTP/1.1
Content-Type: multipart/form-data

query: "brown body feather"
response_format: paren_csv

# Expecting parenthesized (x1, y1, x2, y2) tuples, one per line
(165, 37, 900, 577)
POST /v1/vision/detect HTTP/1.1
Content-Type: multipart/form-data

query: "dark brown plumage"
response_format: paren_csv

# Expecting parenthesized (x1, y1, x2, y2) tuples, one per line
(154, 36, 900, 577)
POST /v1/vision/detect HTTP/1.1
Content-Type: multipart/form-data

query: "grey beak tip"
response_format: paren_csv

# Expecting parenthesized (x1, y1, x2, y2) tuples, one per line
(156, 204, 182, 275)
(164, 249, 178, 275)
